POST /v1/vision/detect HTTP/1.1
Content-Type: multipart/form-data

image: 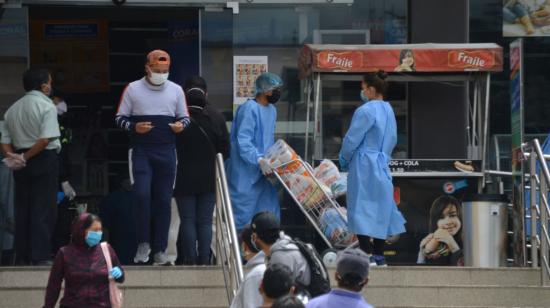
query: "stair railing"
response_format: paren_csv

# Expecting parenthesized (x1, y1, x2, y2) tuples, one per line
(525, 139, 550, 285)
(214, 153, 244, 303)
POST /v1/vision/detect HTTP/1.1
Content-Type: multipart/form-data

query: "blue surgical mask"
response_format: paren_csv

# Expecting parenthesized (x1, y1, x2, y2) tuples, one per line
(360, 90, 369, 103)
(85, 231, 102, 247)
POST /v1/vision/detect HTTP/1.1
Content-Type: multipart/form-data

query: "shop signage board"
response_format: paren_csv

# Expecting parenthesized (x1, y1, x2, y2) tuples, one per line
(510, 38, 526, 266)
(299, 43, 503, 78)
(233, 55, 268, 111)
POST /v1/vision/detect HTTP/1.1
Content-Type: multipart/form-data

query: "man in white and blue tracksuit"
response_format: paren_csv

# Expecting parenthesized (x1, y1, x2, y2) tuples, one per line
(116, 50, 189, 265)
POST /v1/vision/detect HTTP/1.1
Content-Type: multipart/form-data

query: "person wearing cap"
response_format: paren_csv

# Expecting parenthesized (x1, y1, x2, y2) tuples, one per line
(306, 248, 373, 308)
(225, 72, 283, 231)
(250, 212, 311, 292)
(260, 263, 296, 308)
(115, 49, 190, 265)
(230, 225, 266, 308)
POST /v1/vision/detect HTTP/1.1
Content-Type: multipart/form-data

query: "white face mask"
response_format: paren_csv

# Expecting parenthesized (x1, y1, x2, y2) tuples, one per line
(149, 72, 169, 85)
(56, 101, 68, 115)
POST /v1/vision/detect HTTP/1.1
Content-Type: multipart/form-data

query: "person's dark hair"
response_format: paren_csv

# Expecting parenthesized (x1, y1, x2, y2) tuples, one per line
(429, 195, 463, 246)
(257, 230, 279, 245)
(51, 87, 65, 100)
(184, 76, 208, 107)
(184, 75, 207, 92)
(241, 225, 260, 253)
(22, 68, 50, 92)
(362, 70, 388, 98)
(271, 295, 304, 308)
(262, 264, 294, 299)
(398, 49, 416, 71)
(82, 214, 102, 230)
(337, 272, 366, 292)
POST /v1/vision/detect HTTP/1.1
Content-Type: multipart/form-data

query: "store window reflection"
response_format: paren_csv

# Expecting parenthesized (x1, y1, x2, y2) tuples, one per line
(202, 0, 408, 157)
(0, 8, 29, 117)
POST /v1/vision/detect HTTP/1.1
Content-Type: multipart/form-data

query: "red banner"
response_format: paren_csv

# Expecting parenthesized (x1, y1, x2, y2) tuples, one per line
(299, 44, 503, 78)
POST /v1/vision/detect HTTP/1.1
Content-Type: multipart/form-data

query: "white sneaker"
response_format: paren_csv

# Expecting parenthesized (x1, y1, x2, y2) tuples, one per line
(134, 242, 151, 264)
(153, 251, 173, 266)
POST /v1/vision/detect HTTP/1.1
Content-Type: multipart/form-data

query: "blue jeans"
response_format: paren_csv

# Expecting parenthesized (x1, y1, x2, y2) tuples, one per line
(176, 193, 216, 265)
(503, 3, 529, 23)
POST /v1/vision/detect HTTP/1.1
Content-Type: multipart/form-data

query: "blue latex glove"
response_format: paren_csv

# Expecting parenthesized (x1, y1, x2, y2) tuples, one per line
(339, 155, 349, 172)
(110, 266, 122, 279)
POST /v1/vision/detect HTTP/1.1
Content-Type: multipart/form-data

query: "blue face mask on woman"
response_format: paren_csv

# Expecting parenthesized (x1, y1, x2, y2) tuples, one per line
(85, 231, 103, 247)
(360, 90, 369, 103)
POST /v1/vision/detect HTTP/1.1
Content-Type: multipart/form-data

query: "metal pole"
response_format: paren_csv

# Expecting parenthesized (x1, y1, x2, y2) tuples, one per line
(471, 79, 478, 157)
(481, 73, 491, 189)
(216, 154, 244, 283)
(312, 73, 321, 163)
(305, 78, 311, 161)
(540, 170, 549, 285)
(530, 148, 539, 268)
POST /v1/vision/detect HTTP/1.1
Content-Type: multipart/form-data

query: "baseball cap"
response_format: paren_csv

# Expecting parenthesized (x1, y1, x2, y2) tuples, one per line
(336, 248, 370, 280)
(147, 49, 171, 67)
(251, 211, 280, 240)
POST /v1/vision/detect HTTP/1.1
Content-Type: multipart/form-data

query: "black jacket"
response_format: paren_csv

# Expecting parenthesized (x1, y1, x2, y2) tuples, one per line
(174, 104, 229, 196)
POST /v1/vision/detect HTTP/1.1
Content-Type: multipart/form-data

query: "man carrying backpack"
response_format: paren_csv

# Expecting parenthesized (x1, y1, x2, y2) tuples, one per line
(250, 211, 330, 299)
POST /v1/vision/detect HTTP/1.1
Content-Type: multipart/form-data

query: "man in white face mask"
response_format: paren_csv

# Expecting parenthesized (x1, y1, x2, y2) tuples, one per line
(115, 49, 190, 265)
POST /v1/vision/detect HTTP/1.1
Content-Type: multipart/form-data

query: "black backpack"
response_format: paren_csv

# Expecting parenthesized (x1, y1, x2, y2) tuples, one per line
(291, 238, 331, 297)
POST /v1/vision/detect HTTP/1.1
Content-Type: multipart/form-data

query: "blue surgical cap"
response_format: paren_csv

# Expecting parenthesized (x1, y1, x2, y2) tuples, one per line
(255, 72, 283, 95)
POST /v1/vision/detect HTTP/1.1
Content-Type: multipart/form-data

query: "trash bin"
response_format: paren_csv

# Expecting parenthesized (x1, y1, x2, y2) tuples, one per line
(462, 194, 509, 267)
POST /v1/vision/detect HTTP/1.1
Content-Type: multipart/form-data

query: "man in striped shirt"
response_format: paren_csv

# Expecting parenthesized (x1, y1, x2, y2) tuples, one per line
(116, 50, 189, 265)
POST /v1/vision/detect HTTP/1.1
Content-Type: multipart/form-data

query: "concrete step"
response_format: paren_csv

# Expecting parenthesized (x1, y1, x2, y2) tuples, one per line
(0, 266, 548, 307)
(364, 285, 550, 308)
(0, 266, 540, 288)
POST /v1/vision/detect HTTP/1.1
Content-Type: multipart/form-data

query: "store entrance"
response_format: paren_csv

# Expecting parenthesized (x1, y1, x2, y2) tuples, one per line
(28, 6, 199, 205)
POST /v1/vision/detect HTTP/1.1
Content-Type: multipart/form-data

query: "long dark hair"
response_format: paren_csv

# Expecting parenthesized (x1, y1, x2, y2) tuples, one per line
(363, 70, 389, 98)
(429, 195, 463, 245)
(398, 49, 416, 71)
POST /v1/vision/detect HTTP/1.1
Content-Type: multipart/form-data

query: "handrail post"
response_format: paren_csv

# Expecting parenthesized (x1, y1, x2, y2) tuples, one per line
(214, 153, 244, 304)
(541, 171, 549, 285)
(530, 148, 539, 268)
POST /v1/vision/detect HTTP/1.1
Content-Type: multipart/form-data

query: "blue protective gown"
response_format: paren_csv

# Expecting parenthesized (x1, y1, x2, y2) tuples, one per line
(339, 100, 406, 239)
(226, 99, 279, 230)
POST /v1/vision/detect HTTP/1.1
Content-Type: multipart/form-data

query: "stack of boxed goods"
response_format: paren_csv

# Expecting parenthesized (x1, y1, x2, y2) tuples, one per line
(266, 140, 355, 247)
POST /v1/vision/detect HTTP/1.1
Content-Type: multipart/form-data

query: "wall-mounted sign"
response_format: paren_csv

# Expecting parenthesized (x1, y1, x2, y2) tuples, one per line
(233, 55, 268, 110)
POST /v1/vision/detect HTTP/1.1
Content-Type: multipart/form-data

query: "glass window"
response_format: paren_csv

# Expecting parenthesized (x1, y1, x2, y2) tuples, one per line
(201, 1, 408, 157)
(0, 8, 29, 118)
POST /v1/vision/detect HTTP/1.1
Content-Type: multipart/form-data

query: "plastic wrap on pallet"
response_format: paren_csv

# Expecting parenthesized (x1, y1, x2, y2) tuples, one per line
(319, 207, 356, 247)
(331, 173, 348, 198)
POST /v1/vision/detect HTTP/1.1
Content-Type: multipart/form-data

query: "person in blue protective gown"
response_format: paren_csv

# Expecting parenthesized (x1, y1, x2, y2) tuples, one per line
(339, 70, 406, 267)
(226, 72, 283, 231)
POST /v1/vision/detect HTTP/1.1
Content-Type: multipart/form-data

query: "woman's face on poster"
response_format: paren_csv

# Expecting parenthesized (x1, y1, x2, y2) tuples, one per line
(436, 204, 461, 236)
(402, 51, 414, 67)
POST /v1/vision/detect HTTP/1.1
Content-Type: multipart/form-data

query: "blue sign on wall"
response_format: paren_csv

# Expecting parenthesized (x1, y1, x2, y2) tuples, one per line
(44, 23, 99, 39)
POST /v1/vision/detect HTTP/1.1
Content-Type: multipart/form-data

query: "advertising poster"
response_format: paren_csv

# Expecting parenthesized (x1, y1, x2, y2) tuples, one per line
(387, 176, 479, 265)
(503, 0, 550, 37)
(510, 38, 526, 265)
(233, 56, 268, 110)
(299, 44, 503, 79)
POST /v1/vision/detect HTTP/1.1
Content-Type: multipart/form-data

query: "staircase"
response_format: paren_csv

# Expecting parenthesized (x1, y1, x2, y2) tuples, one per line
(1, 266, 549, 308)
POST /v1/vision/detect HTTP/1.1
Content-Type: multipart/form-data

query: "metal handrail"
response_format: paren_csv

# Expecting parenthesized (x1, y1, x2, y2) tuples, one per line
(526, 139, 550, 285)
(214, 153, 244, 304)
